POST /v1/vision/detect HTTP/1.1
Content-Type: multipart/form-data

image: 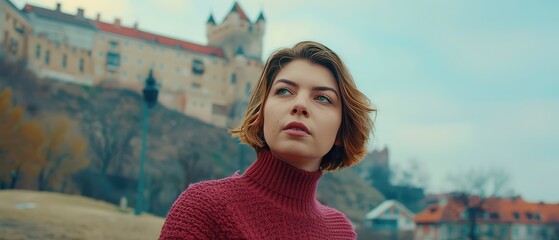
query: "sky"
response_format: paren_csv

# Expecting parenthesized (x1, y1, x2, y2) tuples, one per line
(12, 0, 559, 202)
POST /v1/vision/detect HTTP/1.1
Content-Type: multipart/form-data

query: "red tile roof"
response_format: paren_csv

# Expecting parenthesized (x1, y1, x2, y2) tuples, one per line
(415, 199, 466, 224)
(415, 196, 559, 225)
(94, 21, 224, 58)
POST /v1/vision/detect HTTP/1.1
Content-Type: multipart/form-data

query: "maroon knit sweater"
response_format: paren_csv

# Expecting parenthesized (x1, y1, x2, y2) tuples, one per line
(158, 149, 357, 239)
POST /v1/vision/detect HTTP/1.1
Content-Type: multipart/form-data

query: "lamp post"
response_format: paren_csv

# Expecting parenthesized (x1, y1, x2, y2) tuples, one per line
(135, 69, 158, 216)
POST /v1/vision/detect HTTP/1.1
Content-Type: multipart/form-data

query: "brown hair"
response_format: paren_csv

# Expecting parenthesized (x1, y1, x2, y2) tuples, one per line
(231, 41, 375, 171)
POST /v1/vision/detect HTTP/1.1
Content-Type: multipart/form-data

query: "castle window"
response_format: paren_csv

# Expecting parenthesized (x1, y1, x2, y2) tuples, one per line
(79, 58, 84, 73)
(106, 52, 120, 70)
(62, 54, 67, 68)
(44, 50, 50, 65)
(231, 73, 237, 84)
(35, 44, 41, 59)
(9, 38, 18, 54)
(192, 83, 201, 89)
(192, 59, 204, 75)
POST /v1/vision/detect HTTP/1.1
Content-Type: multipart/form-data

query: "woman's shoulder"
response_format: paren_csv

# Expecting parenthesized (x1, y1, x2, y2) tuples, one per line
(159, 176, 242, 239)
(317, 203, 355, 228)
(179, 174, 243, 203)
(315, 204, 357, 238)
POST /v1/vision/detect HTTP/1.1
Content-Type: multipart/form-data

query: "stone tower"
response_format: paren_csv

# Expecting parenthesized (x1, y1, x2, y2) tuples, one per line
(206, 2, 265, 60)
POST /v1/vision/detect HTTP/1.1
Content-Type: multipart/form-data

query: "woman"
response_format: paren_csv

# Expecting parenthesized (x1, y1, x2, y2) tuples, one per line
(159, 41, 375, 239)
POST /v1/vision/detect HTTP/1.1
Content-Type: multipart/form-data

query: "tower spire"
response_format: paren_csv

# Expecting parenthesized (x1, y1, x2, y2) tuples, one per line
(207, 13, 216, 25)
(256, 11, 265, 22)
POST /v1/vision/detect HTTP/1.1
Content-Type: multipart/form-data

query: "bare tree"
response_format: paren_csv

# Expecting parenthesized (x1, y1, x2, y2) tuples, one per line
(447, 167, 514, 240)
(392, 158, 430, 189)
(87, 114, 136, 174)
(37, 115, 90, 191)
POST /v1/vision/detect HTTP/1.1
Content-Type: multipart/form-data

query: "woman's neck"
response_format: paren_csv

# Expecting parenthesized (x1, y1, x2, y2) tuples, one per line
(241, 149, 323, 214)
(269, 150, 322, 172)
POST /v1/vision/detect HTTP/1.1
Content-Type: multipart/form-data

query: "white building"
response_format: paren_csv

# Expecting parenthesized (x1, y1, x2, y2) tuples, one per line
(365, 200, 416, 231)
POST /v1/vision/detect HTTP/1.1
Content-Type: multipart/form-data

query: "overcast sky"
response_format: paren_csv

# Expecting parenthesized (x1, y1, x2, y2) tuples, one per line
(13, 0, 559, 202)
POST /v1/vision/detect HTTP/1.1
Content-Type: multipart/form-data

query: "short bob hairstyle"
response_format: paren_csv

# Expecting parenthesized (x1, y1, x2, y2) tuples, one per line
(231, 41, 375, 171)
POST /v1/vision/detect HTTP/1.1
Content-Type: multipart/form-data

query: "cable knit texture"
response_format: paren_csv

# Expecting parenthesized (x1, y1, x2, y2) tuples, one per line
(158, 149, 357, 239)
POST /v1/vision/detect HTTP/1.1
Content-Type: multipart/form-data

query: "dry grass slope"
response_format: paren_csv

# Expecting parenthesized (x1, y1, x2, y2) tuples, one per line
(0, 190, 164, 240)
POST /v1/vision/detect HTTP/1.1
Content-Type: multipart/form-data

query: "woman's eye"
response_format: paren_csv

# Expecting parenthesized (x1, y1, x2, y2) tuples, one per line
(276, 88, 291, 95)
(316, 95, 332, 103)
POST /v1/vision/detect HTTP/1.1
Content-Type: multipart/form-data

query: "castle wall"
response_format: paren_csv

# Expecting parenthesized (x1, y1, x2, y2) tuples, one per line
(0, 0, 30, 61)
(0, 0, 265, 128)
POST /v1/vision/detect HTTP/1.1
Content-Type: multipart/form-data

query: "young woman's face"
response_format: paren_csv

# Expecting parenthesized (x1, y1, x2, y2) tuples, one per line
(263, 60, 342, 172)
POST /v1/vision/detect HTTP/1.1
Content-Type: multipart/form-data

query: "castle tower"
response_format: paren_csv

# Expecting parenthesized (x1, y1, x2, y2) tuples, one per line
(207, 2, 265, 60)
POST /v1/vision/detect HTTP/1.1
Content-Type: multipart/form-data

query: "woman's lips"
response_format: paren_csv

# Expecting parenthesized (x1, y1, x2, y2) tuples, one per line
(283, 121, 310, 136)
(283, 128, 310, 137)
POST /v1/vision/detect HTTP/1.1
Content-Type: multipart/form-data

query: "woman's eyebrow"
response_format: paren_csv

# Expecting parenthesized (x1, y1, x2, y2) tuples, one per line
(274, 78, 339, 98)
(274, 78, 298, 87)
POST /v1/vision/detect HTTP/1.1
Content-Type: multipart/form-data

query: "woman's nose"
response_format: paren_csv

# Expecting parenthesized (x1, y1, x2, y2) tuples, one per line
(290, 101, 309, 117)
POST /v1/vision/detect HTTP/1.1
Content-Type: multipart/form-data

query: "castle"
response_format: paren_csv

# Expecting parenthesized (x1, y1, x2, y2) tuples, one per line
(0, 0, 265, 128)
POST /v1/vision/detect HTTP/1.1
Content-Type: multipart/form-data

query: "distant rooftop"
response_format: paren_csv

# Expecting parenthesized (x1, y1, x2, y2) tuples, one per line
(22, 4, 97, 30)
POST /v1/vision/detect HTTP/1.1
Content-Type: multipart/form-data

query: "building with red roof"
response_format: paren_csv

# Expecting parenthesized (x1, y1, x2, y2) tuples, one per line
(1, 0, 267, 128)
(20, 3, 97, 85)
(414, 194, 559, 240)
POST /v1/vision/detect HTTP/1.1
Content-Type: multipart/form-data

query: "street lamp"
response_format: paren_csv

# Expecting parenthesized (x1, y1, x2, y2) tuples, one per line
(135, 69, 158, 215)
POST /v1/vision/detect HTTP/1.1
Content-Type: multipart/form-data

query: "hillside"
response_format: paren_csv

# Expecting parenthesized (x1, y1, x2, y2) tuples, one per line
(0, 190, 164, 240)
(0, 61, 383, 223)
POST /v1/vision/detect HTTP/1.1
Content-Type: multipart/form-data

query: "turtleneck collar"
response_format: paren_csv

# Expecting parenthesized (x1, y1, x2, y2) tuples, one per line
(241, 149, 323, 214)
